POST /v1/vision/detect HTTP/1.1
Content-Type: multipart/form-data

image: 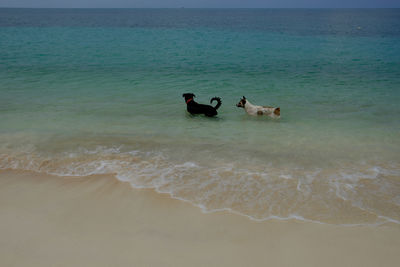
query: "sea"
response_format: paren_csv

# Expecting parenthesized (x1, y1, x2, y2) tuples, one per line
(1, 8, 399, 225)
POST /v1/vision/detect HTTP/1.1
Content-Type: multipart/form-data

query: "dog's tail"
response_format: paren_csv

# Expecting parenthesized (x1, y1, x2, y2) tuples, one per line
(274, 107, 280, 116)
(210, 97, 222, 110)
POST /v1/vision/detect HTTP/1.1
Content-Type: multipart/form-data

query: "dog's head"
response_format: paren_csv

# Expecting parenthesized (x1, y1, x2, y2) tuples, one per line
(182, 93, 195, 102)
(236, 96, 247, 108)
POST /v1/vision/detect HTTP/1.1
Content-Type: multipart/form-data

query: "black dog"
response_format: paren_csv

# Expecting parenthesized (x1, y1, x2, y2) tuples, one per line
(182, 93, 222, 117)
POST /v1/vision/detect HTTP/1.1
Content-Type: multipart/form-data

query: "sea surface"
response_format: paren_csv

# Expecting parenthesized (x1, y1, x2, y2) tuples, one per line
(1, 8, 400, 225)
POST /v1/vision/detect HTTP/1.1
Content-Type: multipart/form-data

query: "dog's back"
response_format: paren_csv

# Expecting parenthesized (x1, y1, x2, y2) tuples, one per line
(188, 102, 217, 116)
(260, 106, 280, 117)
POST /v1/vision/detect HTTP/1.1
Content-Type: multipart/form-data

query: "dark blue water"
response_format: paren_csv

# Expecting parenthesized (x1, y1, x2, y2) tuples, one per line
(1, 8, 400, 37)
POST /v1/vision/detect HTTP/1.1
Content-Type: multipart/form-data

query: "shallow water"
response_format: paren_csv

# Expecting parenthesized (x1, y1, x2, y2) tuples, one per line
(1, 8, 400, 225)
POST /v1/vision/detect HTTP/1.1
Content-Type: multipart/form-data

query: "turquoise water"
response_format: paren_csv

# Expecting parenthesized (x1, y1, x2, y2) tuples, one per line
(1, 9, 400, 225)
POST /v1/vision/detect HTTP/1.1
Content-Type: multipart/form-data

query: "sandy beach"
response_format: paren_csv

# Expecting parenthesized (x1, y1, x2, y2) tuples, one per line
(1, 170, 399, 267)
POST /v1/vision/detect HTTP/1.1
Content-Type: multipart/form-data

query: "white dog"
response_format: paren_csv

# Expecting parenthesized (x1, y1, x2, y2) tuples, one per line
(236, 96, 280, 118)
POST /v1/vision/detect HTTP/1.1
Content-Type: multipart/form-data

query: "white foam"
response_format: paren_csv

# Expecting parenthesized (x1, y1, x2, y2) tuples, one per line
(279, 174, 293, 180)
(1, 145, 399, 226)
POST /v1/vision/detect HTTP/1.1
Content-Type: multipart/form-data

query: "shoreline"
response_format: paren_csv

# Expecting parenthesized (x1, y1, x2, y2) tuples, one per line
(1, 169, 400, 266)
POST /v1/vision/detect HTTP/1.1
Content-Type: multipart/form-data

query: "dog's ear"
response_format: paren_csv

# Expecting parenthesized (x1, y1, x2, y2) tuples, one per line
(243, 96, 246, 100)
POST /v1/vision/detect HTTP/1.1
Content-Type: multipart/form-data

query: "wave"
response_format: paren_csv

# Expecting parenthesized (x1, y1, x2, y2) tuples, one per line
(1, 145, 400, 226)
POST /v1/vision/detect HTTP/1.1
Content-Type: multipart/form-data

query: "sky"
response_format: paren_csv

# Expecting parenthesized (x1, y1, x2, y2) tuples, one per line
(0, 0, 399, 8)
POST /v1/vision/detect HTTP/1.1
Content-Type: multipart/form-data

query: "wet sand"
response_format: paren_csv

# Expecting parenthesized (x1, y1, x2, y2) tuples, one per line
(1, 170, 400, 267)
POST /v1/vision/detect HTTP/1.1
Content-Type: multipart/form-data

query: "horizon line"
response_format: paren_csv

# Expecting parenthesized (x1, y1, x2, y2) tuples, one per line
(1, 7, 399, 9)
